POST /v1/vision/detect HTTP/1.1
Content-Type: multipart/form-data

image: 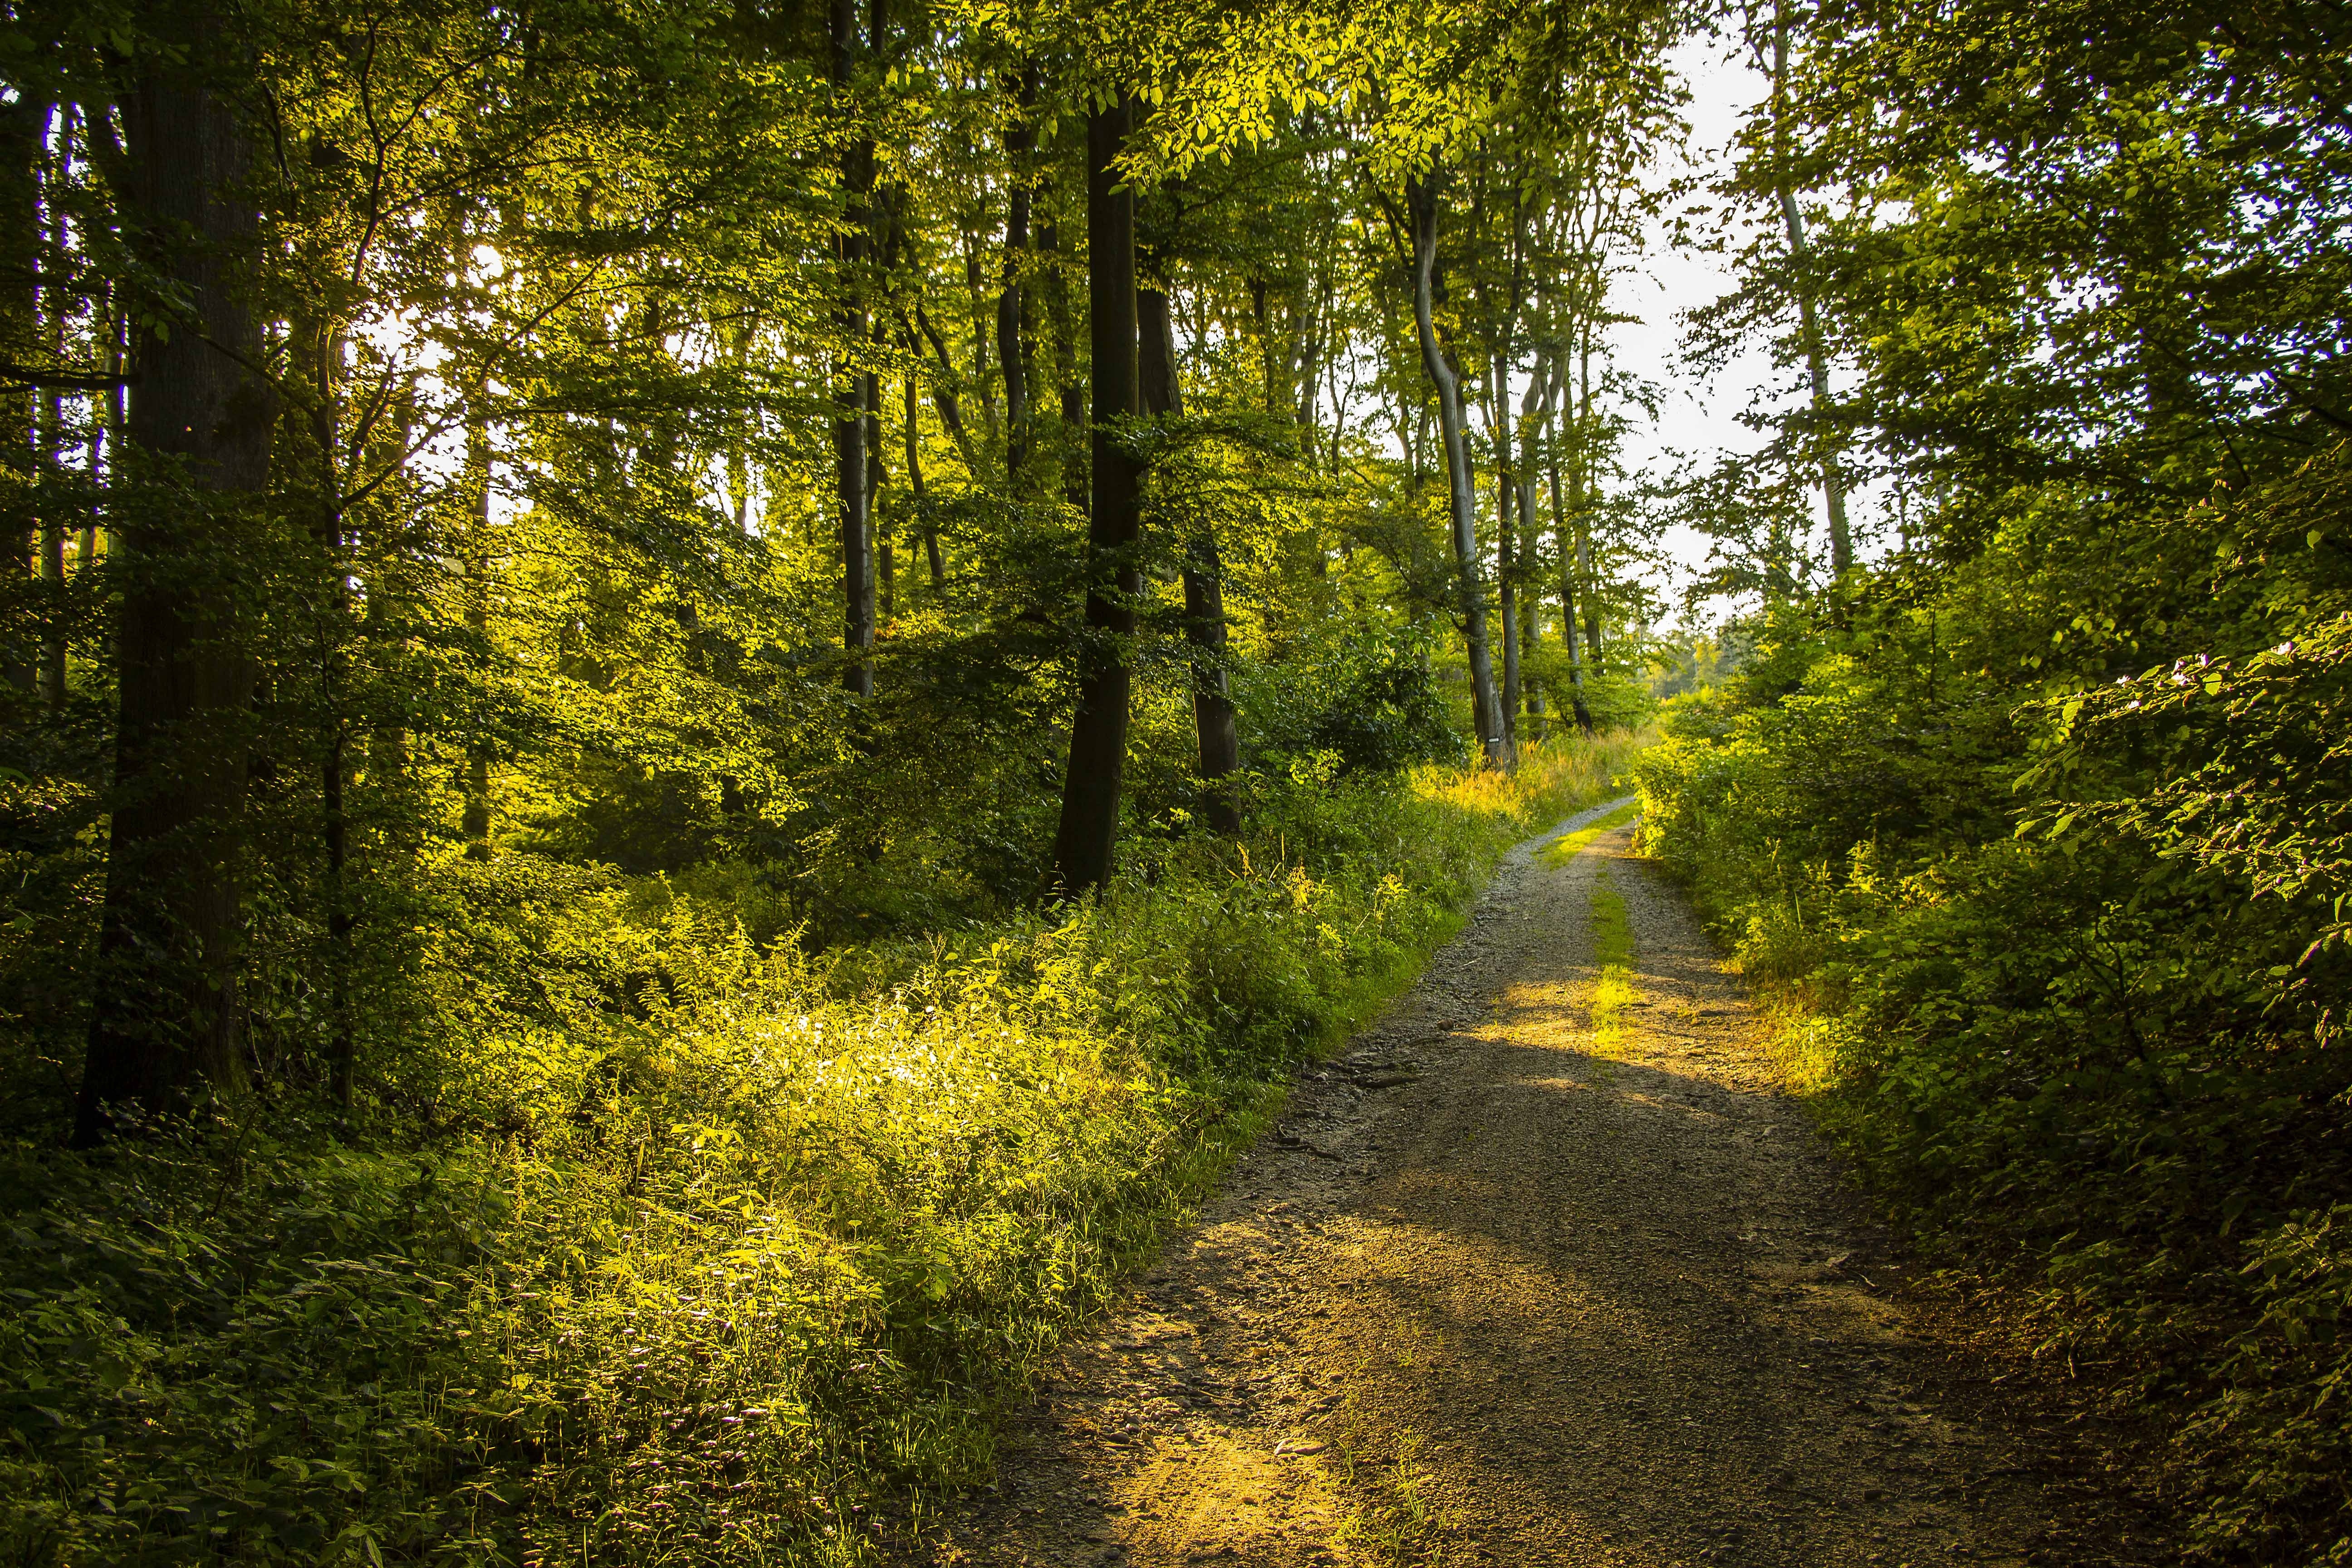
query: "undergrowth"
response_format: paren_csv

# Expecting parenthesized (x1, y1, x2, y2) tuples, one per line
(0, 730, 1646, 1567)
(1634, 557, 2352, 1564)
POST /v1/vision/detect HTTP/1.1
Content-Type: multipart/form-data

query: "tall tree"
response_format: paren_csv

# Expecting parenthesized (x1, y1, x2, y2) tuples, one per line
(1407, 168, 1506, 766)
(834, 0, 878, 697)
(76, 47, 274, 1144)
(1140, 282, 1240, 833)
(1051, 91, 1142, 895)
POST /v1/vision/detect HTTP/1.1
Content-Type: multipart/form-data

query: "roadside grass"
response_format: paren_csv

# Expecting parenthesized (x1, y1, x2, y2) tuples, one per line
(0, 730, 1652, 1568)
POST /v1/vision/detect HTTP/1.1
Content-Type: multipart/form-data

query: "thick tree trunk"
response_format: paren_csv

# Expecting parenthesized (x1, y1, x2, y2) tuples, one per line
(1051, 96, 1142, 897)
(1406, 171, 1505, 766)
(1140, 285, 1240, 834)
(833, 0, 876, 696)
(77, 67, 273, 1145)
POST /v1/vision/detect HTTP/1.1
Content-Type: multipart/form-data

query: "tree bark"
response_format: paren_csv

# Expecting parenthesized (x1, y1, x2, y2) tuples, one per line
(1051, 96, 1142, 897)
(39, 108, 67, 713)
(1772, 3, 1850, 577)
(1575, 329, 1603, 675)
(77, 64, 273, 1145)
(461, 403, 493, 861)
(1140, 284, 1240, 834)
(997, 62, 1036, 481)
(1518, 351, 1549, 738)
(0, 95, 40, 699)
(1547, 354, 1593, 734)
(833, 0, 877, 696)
(1492, 381, 1519, 756)
(1406, 170, 1505, 766)
(302, 321, 356, 1107)
(903, 361, 944, 593)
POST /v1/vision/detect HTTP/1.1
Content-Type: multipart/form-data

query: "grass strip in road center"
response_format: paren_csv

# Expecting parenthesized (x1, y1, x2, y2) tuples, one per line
(1537, 799, 1641, 869)
(1588, 870, 1639, 1049)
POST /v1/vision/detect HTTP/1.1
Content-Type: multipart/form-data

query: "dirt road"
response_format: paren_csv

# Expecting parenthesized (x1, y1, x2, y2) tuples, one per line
(912, 804, 2154, 1568)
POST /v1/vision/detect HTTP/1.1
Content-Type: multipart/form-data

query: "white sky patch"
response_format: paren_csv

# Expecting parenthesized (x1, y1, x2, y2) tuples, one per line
(1610, 33, 1775, 606)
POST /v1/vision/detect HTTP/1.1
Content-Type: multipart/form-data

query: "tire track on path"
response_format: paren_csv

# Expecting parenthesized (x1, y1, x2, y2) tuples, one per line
(909, 804, 2156, 1567)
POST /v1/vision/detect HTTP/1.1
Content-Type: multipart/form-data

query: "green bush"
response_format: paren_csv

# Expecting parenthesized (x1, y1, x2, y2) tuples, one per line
(1634, 454, 2352, 1563)
(1, 731, 1646, 1567)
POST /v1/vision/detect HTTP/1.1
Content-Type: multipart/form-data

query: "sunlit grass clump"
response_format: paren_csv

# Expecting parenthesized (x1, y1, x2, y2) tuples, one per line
(0, 730, 1648, 1568)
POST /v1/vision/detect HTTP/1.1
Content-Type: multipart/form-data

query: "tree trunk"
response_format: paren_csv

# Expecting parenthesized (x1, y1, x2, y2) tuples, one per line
(77, 65, 273, 1145)
(303, 323, 356, 1107)
(903, 363, 944, 593)
(39, 109, 67, 712)
(911, 304, 979, 473)
(1492, 382, 1519, 756)
(1772, 4, 1850, 577)
(1518, 352, 1549, 739)
(1575, 331, 1603, 675)
(1547, 356, 1593, 734)
(997, 62, 1036, 480)
(461, 405, 493, 861)
(833, 0, 876, 696)
(1406, 171, 1505, 766)
(1140, 284, 1240, 834)
(0, 95, 40, 699)
(1051, 96, 1142, 897)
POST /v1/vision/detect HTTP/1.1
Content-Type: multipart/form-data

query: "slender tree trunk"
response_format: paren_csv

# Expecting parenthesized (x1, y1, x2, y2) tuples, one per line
(1140, 285, 1240, 834)
(85, 299, 124, 570)
(1051, 95, 1142, 897)
(1575, 331, 1602, 674)
(303, 323, 356, 1107)
(77, 64, 273, 1145)
(1771, 4, 1850, 577)
(911, 304, 979, 472)
(962, 236, 996, 440)
(865, 317, 888, 621)
(1518, 353, 1549, 738)
(1406, 171, 1505, 766)
(1547, 356, 1593, 734)
(832, 0, 876, 696)
(39, 110, 67, 712)
(1, 96, 40, 699)
(1035, 212, 1088, 511)
(1492, 381, 1519, 757)
(903, 363, 944, 593)
(461, 405, 493, 861)
(997, 63, 1036, 480)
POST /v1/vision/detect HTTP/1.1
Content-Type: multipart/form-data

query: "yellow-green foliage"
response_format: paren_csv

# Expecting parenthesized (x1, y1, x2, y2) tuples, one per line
(0, 731, 1648, 1568)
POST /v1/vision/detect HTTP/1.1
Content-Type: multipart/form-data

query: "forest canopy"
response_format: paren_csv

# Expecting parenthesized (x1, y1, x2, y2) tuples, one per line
(1, 0, 1678, 1559)
(5, 0, 2351, 1561)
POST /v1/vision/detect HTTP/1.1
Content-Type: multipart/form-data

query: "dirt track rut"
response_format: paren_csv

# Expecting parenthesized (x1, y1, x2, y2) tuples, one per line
(909, 804, 2154, 1567)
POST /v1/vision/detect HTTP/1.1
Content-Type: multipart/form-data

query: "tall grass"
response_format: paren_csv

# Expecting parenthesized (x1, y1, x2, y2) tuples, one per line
(0, 730, 1649, 1568)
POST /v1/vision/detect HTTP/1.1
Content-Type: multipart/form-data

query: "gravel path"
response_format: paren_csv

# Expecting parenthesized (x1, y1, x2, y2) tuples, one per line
(909, 805, 2156, 1567)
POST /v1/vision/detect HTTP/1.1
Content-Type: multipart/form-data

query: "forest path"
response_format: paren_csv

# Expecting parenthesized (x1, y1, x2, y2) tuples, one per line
(909, 804, 2151, 1568)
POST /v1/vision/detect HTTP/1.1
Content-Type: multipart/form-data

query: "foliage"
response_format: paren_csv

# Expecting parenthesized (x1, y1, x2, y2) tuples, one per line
(1638, 445, 2352, 1562)
(0, 731, 1644, 1567)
